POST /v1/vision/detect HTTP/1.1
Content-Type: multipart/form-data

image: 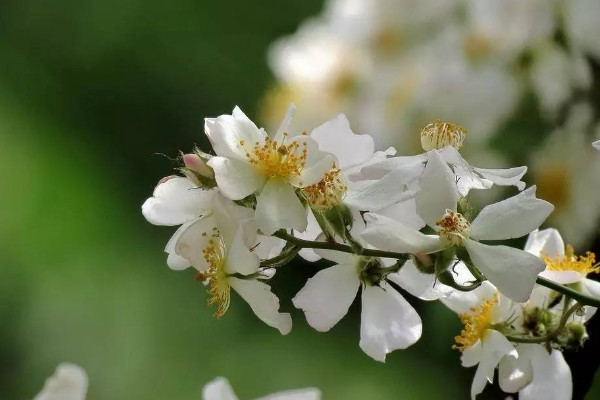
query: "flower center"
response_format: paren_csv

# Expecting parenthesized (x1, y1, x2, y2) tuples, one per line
(301, 165, 347, 211)
(453, 293, 498, 351)
(198, 230, 230, 318)
(543, 245, 598, 276)
(436, 210, 470, 246)
(239, 133, 307, 179)
(420, 120, 468, 151)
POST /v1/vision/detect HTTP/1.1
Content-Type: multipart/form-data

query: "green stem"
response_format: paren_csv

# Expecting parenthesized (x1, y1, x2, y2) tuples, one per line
(273, 231, 410, 262)
(536, 277, 600, 308)
(273, 230, 600, 308)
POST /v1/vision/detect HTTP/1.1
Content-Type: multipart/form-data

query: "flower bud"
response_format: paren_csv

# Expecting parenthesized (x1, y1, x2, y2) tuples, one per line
(565, 322, 587, 347)
(182, 153, 214, 178)
(420, 120, 468, 151)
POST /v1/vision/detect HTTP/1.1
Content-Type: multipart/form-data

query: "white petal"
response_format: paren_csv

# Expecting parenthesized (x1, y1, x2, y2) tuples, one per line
(499, 346, 534, 393)
(205, 106, 266, 160)
(208, 156, 267, 200)
(295, 210, 322, 262)
(441, 281, 498, 314)
(202, 377, 239, 400)
(344, 173, 414, 211)
(471, 330, 517, 400)
(538, 270, 582, 285)
(465, 240, 545, 302)
(256, 388, 321, 400)
(274, 103, 296, 141)
(474, 166, 527, 191)
(359, 284, 422, 362)
(374, 198, 426, 230)
(229, 278, 292, 335)
(359, 154, 426, 180)
(255, 177, 307, 235)
(582, 279, 600, 321)
(593, 139, 600, 150)
(524, 228, 565, 258)
(310, 114, 374, 170)
(211, 193, 256, 247)
(34, 363, 88, 400)
(415, 150, 458, 227)
(224, 228, 260, 276)
(362, 213, 447, 254)
(470, 186, 554, 241)
(292, 154, 337, 188)
(172, 215, 217, 272)
(387, 260, 452, 301)
(142, 178, 214, 226)
(253, 235, 286, 260)
(461, 340, 483, 367)
(292, 264, 360, 331)
(519, 347, 572, 400)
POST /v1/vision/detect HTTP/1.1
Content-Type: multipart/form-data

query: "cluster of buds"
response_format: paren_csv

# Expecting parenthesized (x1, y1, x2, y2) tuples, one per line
(143, 105, 600, 399)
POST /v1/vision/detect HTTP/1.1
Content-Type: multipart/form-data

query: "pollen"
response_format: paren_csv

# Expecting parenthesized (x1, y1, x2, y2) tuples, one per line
(453, 293, 498, 351)
(301, 164, 347, 211)
(198, 232, 231, 318)
(239, 134, 307, 179)
(543, 245, 598, 276)
(436, 210, 470, 246)
(420, 120, 468, 151)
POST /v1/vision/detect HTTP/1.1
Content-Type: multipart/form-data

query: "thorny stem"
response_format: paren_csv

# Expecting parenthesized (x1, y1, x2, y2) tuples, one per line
(274, 231, 600, 308)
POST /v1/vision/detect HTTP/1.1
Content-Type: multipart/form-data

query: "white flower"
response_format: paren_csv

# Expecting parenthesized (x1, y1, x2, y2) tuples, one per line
(165, 193, 291, 334)
(499, 344, 572, 400)
(442, 282, 518, 400)
(142, 176, 215, 226)
(593, 139, 600, 150)
(202, 377, 320, 400)
(34, 364, 88, 400)
(525, 228, 599, 320)
(362, 150, 551, 302)
(205, 106, 335, 235)
(293, 218, 422, 362)
(362, 136, 527, 197)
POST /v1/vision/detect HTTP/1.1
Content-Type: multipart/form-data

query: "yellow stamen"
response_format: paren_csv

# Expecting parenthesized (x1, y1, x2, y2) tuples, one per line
(301, 164, 347, 211)
(420, 120, 468, 151)
(436, 210, 471, 246)
(239, 134, 307, 179)
(543, 245, 598, 276)
(199, 232, 230, 318)
(453, 294, 498, 351)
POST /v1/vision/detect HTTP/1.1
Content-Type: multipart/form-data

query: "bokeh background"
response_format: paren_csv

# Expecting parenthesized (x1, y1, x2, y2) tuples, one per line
(0, 1, 599, 399)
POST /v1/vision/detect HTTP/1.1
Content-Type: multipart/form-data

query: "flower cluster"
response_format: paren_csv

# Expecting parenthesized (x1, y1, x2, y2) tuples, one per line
(143, 106, 600, 399)
(262, 0, 600, 246)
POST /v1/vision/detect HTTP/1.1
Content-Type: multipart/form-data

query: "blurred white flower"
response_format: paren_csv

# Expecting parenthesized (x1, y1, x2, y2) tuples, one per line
(530, 104, 600, 246)
(202, 377, 321, 400)
(34, 364, 88, 400)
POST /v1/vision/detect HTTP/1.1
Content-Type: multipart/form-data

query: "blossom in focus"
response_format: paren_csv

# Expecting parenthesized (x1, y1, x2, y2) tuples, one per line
(442, 282, 518, 400)
(202, 377, 321, 400)
(155, 192, 291, 334)
(362, 150, 552, 302)
(292, 224, 422, 362)
(34, 364, 88, 400)
(205, 106, 335, 235)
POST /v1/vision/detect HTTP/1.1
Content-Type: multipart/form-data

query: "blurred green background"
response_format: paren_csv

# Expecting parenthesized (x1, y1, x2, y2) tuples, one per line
(0, 1, 598, 399)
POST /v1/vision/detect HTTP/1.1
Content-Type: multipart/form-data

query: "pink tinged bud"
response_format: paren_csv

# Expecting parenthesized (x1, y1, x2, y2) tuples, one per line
(158, 175, 179, 184)
(182, 153, 214, 178)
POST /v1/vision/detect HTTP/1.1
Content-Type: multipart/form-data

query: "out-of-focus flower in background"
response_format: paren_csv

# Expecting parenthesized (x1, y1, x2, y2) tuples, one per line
(262, 0, 600, 246)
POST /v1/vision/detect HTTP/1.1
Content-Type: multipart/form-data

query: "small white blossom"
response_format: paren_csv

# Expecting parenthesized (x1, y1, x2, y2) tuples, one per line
(202, 377, 321, 400)
(33, 364, 88, 400)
